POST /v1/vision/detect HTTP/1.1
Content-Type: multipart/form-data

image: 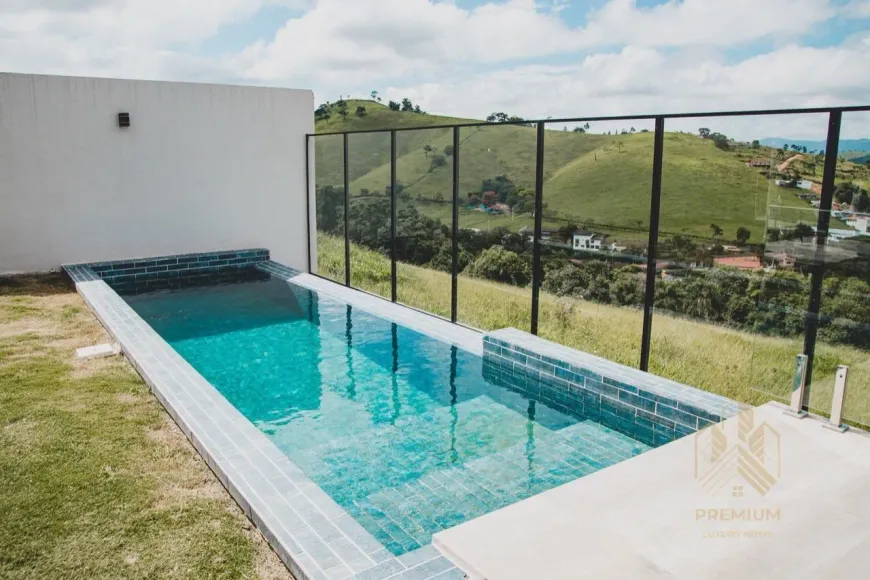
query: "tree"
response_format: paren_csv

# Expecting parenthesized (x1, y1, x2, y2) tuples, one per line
(736, 227, 751, 245)
(314, 103, 331, 121)
(370, 90, 378, 101)
(444, 145, 454, 157)
(430, 154, 447, 170)
(480, 175, 516, 203)
(751, 140, 761, 149)
(557, 222, 578, 243)
(388, 100, 401, 111)
(630, 127, 636, 133)
(336, 98, 349, 119)
(709, 223, 723, 238)
(414, 105, 422, 113)
(699, 128, 711, 139)
(835, 182, 863, 205)
(855, 192, 870, 213)
(401, 98, 414, 112)
(710, 132, 730, 150)
(573, 127, 585, 133)
(789, 223, 815, 242)
(465, 246, 532, 286)
(482, 191, 498, 206)
(468, 194, 482, 206)
(423, 144, 433, 157)
(354, 106, 367, 118)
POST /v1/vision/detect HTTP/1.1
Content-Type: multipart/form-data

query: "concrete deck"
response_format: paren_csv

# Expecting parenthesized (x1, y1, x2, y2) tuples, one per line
(434, 402, 870, 579)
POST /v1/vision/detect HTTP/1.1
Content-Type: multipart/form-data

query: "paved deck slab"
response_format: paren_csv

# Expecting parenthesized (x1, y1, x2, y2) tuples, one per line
(434, 402, 870, 579)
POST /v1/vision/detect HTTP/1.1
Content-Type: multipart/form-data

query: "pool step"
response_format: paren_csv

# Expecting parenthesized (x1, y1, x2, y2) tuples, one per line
(346, 419, 648, 554)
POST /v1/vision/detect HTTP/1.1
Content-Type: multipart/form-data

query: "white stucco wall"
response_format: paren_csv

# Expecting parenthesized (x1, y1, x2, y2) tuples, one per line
(0, 73, 315, 274)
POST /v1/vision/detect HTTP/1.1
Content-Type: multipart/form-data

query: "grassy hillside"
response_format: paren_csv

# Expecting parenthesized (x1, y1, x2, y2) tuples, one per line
(317, 234, 870, 427)
(314, 104, 846, 242)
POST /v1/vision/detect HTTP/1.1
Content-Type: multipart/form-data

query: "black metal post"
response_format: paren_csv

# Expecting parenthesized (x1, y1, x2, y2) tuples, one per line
(391, 130, 398, 302)
(343, 133, 351, 287)
(451, 127, 460, 323)
(530, 122, 546, 335)
(305, 135, 312, 273)
(640, 116, 665, 372)
(802, 110, 842, 405)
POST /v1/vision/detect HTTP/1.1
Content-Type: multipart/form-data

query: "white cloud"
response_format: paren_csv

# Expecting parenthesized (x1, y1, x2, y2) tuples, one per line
(578, 0, 835, 48)
(0, 0, 866, 139)
(390, 40, 870, 140)
(845, 1, 870, 17)
(238, 0, 837, 87)
(0, 0, 303, 78)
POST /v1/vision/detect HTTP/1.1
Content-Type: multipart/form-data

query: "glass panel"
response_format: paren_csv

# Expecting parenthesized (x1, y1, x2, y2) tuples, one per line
(313, 134, 346, 284)
(651, 114, 828, 409)
(456, 124, 537, 331)
(538, 119, 655, 367)
(817, 111, 870, 427)
(347, 132, 392, 298)
(393, 128, 454, 317)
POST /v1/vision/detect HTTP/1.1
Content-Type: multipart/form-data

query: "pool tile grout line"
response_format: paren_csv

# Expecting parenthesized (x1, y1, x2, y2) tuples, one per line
(64, 257, 464, 580)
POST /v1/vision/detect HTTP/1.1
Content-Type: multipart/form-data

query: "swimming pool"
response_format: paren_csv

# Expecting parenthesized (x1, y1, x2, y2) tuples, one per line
(124, 275, 655, 556)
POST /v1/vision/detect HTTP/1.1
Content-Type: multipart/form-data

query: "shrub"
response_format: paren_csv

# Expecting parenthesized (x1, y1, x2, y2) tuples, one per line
(465, 246, 531, 286)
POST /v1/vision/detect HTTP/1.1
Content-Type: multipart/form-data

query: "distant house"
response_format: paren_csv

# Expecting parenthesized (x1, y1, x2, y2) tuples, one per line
(775, 179, 815, 191)
(714, 255, 763, 271)
(572, 230, 607, 251)
(519, 226, 556, 241)
(746, 159, 770, 167)
(491, 203, 511, 214)
(610, 242, 628, 253)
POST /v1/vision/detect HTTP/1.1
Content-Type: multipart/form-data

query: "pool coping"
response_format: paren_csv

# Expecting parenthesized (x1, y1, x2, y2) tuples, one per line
(64, 262, 465, 580)
(259, 263, 483, 356)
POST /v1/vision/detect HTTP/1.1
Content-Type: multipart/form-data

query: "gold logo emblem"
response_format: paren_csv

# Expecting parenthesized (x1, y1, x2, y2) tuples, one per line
(694, 409, 781, 497)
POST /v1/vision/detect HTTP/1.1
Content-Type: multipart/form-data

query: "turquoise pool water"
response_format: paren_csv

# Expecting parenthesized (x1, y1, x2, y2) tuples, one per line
(126, 276, 651, 556)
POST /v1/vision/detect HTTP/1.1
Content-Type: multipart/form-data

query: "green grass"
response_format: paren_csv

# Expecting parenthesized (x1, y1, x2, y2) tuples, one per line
(317, 234, 870, 427)
(0, 276, 288, 579)
(315, 105, 846, 243)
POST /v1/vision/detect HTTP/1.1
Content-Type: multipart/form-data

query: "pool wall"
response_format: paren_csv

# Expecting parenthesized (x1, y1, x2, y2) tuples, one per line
(63, 254, 466, 580)
(80, 249, 271, 294)
(483, 328, 743, 446)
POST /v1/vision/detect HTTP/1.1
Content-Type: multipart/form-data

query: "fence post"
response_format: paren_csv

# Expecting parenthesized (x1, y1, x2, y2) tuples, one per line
(391, 130, 398, 303)
(639, 117, 665, 372)
(531, 122, 546, 335)
(343, 133, 351, 287)
(451, 127, 460, 323)
(801, 110, 842, 407)
(305, 135, 313, 274)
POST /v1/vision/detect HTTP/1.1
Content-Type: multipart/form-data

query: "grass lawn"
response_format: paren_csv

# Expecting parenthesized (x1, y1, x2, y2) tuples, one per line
(317, 234, 870, 428)
(0, 274, 290, 579)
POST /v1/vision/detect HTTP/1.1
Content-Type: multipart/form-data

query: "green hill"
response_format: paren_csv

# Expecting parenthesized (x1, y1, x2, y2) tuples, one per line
(314, 102, 834, 242)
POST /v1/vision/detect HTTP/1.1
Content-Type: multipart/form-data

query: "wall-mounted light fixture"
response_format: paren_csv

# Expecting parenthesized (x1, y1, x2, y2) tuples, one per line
(118, 112, 131, 128)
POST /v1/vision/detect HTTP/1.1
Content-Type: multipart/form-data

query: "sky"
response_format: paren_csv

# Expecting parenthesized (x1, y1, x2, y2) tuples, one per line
(2, 0, 870, 140)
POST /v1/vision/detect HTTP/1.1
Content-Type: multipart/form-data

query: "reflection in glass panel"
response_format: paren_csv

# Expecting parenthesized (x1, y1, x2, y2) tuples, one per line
(651, 114, 828, 409)
(456, 124, 537, 331)
(538, 119, 655, 367)
(347, 132, 392, 298)
(393, 128, 454, 317)
(313, 134, 346, 284)
(816, 112, 870, 428)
